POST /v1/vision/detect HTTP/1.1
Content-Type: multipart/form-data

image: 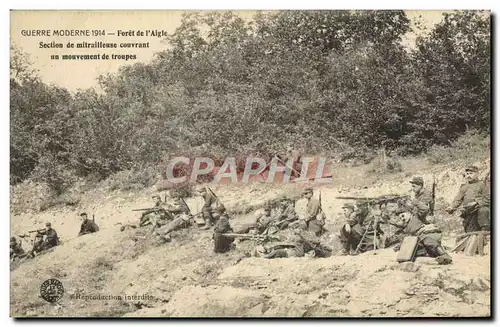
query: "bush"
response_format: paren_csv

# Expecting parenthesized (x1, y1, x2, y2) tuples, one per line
(10, 11, 490, 194)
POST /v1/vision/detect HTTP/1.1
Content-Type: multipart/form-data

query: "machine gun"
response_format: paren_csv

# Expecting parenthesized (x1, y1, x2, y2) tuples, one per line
(336, 194, 410, 208)
(222, 233, 282, 242)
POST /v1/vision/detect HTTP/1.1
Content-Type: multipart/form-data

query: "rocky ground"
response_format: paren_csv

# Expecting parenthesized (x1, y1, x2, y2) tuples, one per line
(10, 157, 491, 317)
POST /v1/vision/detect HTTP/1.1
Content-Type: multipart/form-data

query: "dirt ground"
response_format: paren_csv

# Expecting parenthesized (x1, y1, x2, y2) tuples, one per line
(10, 157, 491, 317)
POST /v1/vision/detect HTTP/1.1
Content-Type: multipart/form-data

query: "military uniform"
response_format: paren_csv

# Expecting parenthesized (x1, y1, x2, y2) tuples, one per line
(78, 217, 99, 236)
(302, 189, 325, 236)
(339, 203, 382, 253)
(140, 196, 171, 227)
(200, 189, 218, 229)
(10, 237, 24, 259)
(213, 209, 234, 253)
(448, 166, 490, 232)
(392, 212, 452, 264)
(407, 177, 433, 224)
(42, 228, 59, 250)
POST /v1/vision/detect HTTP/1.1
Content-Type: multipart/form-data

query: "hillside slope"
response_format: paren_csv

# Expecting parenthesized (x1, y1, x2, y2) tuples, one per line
(10, 155, 491, 317)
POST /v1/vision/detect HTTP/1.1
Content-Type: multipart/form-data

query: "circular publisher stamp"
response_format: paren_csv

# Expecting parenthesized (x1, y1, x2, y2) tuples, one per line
(40, 278, 64, 303)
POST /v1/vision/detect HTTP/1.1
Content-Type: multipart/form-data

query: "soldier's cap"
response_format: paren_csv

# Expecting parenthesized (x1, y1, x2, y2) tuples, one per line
(302, 188, 313, 195)
(465, 165, 479, 173)
(80, 212, 88, 217)
(342, 203, 355, 209)
(409, 176, 424, 186)
(10, 237, 16, 242)
(152, 195, 161, 199)
(46, 222, 51, 227)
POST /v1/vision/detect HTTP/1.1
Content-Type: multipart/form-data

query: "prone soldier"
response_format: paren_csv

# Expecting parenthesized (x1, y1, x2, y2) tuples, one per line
(154, 196, 192, 241)
(138, 195, 171, 228)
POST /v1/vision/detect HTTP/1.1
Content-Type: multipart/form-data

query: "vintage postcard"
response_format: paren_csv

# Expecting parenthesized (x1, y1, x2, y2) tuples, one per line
(10, 10, 491, 318)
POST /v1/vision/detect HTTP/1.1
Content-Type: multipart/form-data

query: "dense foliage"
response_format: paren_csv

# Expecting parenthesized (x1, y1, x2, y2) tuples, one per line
(10, 11, 490, 192)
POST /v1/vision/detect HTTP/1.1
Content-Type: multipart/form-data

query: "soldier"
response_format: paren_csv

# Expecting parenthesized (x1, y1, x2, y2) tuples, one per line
(445, 165, 490, 232)
(154, 196, 192, 241)
(341, 201, 383, 254)
(339, 203, 358, 255)
(274, 197, 299, 229)
(40, 222, 60, 250)
(263, 228, 330, 259)
(140, 195, 170, 228)
(390, 211, 452, 265)
(199, 187, 218, 230)
(29, 223, 60, 257)
(10, 237, 25, 260)
(78, 212, 100, 236)
(166, 195, 190, 216)
(402, 176, 433, 224)
(301, 188, 325, 236)
(213, 205, 234, 253)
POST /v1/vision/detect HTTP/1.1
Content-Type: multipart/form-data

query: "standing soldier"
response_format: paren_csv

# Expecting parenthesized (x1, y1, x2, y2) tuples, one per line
(213, 206, 234, 253)
(301, 188, 325, 236)
(78, 212, 100, 236)
(401, 176, 433, 224)
(199, 187, 218, 230)
(446, 165, 490, 232)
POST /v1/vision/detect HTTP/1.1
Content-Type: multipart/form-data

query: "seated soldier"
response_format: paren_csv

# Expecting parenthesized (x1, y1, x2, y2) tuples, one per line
(39, 223, 60, 250)
(78, 212, 100, 236)
(389, 211, 452, 265)
(10, 237, 25, 260)
(339, 201, 383, 255)
(213, 206, 234, 253)
(273, 197, 299, 230)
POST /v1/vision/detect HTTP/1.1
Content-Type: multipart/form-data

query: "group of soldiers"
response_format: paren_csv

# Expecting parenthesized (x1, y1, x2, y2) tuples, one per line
(339, 165, 490, 264)
(10, 212, 99, 262)
(11, 164, 490, 266)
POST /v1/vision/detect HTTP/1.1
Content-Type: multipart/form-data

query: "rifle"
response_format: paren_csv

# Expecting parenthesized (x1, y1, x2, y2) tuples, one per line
(208, 187, 225, 208)
(179, 196, 192, 215)
(28, 228, 45, 234)
(430, 175, 436, 216)
(92, 213, 95, 223)
(132, 207, 157, 212)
